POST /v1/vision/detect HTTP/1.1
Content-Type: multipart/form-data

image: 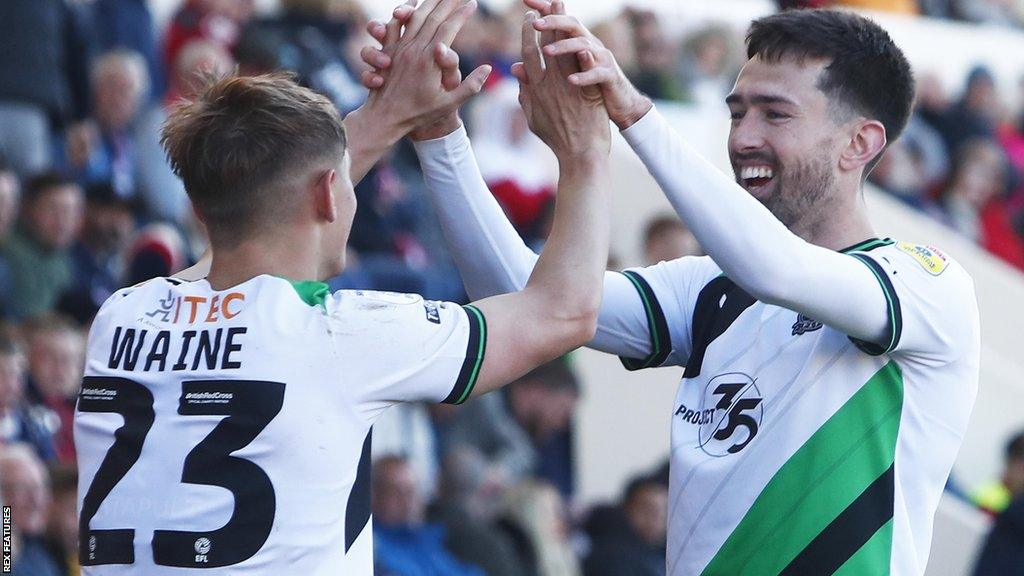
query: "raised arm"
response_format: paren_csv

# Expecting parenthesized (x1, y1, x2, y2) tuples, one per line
(457, 11, 614, 396)
(527, 1, 893, 348)
(359, 2, 657, 361)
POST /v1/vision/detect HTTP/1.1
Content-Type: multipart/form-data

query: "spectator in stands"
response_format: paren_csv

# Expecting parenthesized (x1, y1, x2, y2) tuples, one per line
(372, 455, 484, 576)
(164, 0, 254, 73)
(167, 39, 236, 106)
(642, 214, 702, 265)
(431, 447, 527, 576)
(972, 495, 1024, 576)
(0, 0, 93, 177)
(0, 162, 20, 319)
(831, 0, 920, 14)
(93, 0, 165, 102)
(0, 329, 57, 462)
(952, 0, 1024, 27)
(446, 360, 581, 499)
(60, 50, 150, 202)
(124, 223, 188, 286)
(59, 183, 135, 323)
(0, 443, 62, 576)
(1, 173, 84, 320)
(590, 18, 636, 78)
(499, 480, 581, 576)
(449, 4, 519, 83)
(43, 464, 79, 575)
(584, 475, 668, 576)
(869, 139, 932, 206)
(973, 430, 1024, 516)
(240, 0, 369, 113)
(469, 79, 557, 242)
(372, 402, 440, 499)
(23, 315, 84, 465)
(936, 66, 1000, 155)
(624, 9, 688, 102)
(0, 161, 18, 239)
(914, 71, 952, 136)
(933, 138, 1024, 269)
(138, 40, 235, 226)
(678, 24, 739, 108)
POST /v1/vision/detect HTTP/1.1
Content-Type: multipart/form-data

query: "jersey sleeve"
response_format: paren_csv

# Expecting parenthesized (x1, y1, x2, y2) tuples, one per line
(847, 243, 979, 361)
(331, 291, 486, 406)
(614, 256, 722, 370)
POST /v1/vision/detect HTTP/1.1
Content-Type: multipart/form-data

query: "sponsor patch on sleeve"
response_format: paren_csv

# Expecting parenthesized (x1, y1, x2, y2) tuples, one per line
(896, 241, 949, 275)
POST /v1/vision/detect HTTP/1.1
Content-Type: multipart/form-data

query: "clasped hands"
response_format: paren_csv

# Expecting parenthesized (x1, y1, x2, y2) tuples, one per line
(356, 0, 613, 162)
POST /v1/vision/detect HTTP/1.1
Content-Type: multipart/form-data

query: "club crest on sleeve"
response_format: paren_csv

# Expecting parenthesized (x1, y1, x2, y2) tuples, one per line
(897, 241, 948, 275)
(792, 314, 822, 335)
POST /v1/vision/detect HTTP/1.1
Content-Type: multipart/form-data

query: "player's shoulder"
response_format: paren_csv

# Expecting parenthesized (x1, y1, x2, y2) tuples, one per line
(625, 255, 721, 287)
(327, 289, 461, 328)
(98, 276, 183, 311)
(868, 240, 972, 286)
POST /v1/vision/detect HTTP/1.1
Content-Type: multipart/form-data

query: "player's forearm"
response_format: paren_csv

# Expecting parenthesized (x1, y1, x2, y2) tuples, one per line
(414, 126, 653, 358)
(622, 107, 801, 297)
(343, 107, 402, 185)
(525, 154, 609, 335)
(412, 124, 540, 299)
(624, 107, 889, 342)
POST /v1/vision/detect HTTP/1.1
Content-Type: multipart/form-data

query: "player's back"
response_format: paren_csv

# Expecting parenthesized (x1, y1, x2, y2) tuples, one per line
(75, 275, 485, 575)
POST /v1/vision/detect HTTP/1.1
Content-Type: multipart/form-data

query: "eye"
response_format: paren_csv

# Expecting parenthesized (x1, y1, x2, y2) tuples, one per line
(766, 110, 790, 120)
(729, 110, 744, 121)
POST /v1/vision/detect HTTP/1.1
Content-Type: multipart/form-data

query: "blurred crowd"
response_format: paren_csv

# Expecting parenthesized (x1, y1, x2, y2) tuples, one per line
(784, 0, 1024, 28)
(0, 0, 1023, 575)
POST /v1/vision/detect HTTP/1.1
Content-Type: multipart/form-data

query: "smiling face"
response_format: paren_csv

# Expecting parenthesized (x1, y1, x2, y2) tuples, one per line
(727, 55, 848, 230)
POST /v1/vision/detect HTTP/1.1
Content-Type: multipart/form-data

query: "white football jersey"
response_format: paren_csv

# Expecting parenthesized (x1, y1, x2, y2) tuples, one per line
(619, 239, 980, 576)
(75, 275, 485, 575)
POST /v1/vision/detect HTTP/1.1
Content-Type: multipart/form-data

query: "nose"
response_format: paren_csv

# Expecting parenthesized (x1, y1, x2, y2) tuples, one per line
(729, 114, 766, 156)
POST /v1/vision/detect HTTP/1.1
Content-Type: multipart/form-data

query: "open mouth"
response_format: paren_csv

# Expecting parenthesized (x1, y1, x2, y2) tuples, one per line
(739, 165, 775, 191)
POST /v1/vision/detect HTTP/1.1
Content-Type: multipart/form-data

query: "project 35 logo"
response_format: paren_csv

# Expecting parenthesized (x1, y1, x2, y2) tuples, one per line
(696, 373, 763, 457)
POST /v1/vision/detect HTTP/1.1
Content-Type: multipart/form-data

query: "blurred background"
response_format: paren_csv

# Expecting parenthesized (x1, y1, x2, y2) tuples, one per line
(1, 0, 1023, 574)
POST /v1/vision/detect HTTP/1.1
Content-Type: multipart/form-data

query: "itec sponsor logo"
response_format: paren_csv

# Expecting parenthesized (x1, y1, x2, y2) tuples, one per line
(147, 290, 245, 324)
(676, 372, 763, 457)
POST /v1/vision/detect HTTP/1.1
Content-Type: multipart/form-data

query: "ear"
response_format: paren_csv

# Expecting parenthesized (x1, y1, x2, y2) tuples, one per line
(315, 169, 338, 223)
(839, 119, 887, 173)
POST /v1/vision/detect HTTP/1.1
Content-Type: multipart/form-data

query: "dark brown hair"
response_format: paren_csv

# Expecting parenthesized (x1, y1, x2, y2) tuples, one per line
(161, 72, 347, 245)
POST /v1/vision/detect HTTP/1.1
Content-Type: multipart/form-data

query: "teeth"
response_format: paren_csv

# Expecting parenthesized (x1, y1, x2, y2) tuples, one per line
(740, 166, 774, 181)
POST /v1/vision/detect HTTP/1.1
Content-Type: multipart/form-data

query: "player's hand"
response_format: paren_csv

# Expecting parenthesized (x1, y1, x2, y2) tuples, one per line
(513, 5, 610, 164)
(358, 0, 491, 139)
(362, 2, 467, 140)
(522, 0, 652, 130)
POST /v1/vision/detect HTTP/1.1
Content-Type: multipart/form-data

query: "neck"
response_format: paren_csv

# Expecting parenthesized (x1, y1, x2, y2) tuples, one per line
(205, 231, 324, 290)
(789, 184, 877, 252)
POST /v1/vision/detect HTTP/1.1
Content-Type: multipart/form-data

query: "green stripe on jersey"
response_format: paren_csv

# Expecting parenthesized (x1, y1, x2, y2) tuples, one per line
(839, 238, 894, 254)
(833, 519, 894, 576)
(455, 305, 487, 405)
(618, 271, 670, 370)
(701, 361, 904, 575)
